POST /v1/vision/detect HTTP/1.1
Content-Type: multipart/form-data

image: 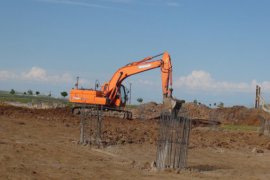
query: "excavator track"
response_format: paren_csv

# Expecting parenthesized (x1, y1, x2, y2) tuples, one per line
(71, 104, 133, 120)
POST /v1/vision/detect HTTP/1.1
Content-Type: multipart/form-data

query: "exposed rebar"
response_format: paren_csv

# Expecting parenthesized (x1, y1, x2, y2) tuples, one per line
(80, 105, 103, 147)
(156, 111, 191, 170)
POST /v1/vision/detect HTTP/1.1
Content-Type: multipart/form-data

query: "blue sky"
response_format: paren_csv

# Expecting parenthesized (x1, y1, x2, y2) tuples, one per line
(1, 0, 270, 107)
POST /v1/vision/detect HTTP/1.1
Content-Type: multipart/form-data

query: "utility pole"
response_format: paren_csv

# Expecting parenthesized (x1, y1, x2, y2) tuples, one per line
(75, 76, 79, 89)
(129, 82, 132, 105)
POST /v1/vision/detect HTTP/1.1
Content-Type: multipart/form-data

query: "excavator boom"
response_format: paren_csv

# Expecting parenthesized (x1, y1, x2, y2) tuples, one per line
(102, 52, 173, 105)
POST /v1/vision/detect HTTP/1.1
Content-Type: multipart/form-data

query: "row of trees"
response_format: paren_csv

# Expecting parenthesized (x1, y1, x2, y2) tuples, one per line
(136, 98, 225, 108)
(136, 98, 224, 108)
(193, 99, 224, 108)
(9, 89, 68, 98)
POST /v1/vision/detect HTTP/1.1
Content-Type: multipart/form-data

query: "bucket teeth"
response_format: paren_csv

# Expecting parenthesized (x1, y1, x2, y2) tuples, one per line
(163, 97, 185, 113)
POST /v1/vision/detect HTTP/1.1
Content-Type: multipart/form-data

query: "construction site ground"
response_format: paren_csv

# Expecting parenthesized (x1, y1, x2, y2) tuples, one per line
(1, 105, 270, 179)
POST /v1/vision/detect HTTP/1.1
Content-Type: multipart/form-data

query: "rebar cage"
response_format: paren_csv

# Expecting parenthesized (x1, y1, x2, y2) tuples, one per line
(156, 112, 191, 170)
(80, 105, 103, 147)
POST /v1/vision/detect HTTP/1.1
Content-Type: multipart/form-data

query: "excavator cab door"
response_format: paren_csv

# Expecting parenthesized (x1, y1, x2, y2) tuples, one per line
(119, 85, 128, 107)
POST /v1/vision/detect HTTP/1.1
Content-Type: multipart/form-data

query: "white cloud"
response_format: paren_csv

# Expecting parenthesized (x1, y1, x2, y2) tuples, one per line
(75, 69, 270, 95)
(22, 67, 48, 81)
(6, 67, 267, 95)
(174, 70, 270, 93)
(0, 67, 74, 84)
(0, 70, 17, 81)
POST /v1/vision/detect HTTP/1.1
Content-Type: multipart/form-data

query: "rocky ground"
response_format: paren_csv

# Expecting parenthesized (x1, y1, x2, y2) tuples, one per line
(1, 104, 270, 179)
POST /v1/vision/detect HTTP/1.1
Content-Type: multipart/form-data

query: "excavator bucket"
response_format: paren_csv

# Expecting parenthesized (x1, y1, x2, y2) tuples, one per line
(163, 97, 185, 114)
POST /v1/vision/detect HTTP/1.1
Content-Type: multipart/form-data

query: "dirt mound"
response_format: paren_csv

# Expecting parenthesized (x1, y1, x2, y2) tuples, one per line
(132, 102, 270, 125)
(3, 101, 269, 126)
(190, 128, 270, 150)
(181, 103, 211, 119)
(130, 102, 162, 120)
(0, 105, 79, 124)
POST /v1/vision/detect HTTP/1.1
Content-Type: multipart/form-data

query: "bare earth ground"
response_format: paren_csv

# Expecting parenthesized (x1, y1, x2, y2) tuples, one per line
(1, 106, 270, 180)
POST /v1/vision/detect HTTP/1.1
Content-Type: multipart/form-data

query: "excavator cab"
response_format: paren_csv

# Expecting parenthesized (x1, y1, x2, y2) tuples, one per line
(119, 85, 128, 107)
(113, 84, 128, 107)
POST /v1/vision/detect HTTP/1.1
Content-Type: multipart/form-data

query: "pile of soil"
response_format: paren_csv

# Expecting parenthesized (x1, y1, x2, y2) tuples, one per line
(2, 101, 269, 126)
(190, 128, 270, 150)
(130, 102, 163, 120)
(131, 102, 270, 125)
(0, 105, 78, 124)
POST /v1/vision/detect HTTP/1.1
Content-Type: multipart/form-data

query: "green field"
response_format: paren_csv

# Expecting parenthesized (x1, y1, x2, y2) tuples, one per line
(221, 124, 258, 132)
(0, 90, 68, 105)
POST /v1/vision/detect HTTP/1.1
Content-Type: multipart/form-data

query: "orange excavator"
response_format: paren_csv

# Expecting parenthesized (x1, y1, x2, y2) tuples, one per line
(69, 51, 183, 119)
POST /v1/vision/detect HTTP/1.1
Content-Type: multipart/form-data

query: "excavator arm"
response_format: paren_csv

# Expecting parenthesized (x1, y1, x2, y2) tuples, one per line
(102, 52, 173, 103)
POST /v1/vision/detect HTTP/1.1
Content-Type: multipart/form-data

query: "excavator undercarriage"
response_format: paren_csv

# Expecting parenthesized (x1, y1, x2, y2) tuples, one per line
(71, 104, 133, 119)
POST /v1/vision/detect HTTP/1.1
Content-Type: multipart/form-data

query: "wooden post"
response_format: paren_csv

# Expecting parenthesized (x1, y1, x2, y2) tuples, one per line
(258, 86, 261, 107)
(255, 85, 258, 108)
(255, 85, 261, 109)
(75, 76, 79, 90)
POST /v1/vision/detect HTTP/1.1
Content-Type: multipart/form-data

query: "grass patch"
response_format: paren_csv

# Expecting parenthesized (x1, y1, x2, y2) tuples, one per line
(221, 124, 258, 132)
(0, 91, 67, 104)
(126, 104, 139, 109)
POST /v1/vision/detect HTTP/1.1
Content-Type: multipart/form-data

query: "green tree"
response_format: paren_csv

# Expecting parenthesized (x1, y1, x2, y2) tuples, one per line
(137, 98, 144, 120)
(10, 89, 15, 95)
(218, 102, 224, 108)
(137, 98, 143, 104)
(35, 91, 40, 96)
(27, 89, 33, 95)
(61, 91, 68, 98)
